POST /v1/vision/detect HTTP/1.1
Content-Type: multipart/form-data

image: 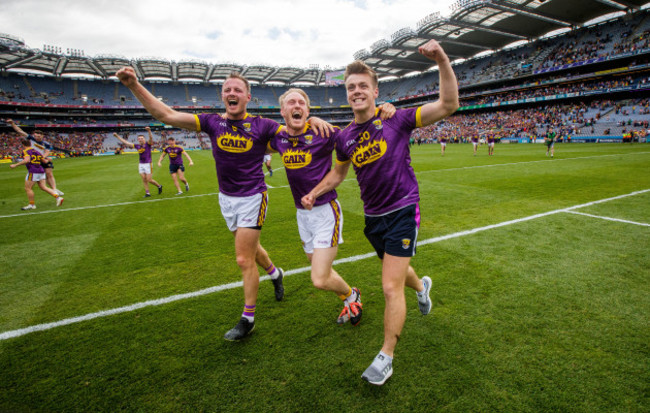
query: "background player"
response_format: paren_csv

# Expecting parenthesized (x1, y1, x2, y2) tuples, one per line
(302, 39, 459, 385)
(545, 128, 556, 157)
(7, 119, 64, 195)
(158, 136, 194, 195)
(10, 138, 64, 210)
(113, 127, 163, 197)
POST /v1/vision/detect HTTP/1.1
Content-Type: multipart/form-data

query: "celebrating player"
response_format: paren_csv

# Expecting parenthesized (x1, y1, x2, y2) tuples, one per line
(10, 138, 64, 210)
(7, 119, 64, 196)
(113, 127, 163, 197)
(269, 88, 393, 327)
(302, 39, 459, 385)
(158, 136, 194, 195)
(116, 66, 335, 340)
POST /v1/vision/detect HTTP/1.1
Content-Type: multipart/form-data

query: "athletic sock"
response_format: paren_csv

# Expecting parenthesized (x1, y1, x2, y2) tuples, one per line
(372, 351, 393, 370)
(338, 286, 352, 301)
(242, 304, 255, 322)
(265, 264, 279, 280)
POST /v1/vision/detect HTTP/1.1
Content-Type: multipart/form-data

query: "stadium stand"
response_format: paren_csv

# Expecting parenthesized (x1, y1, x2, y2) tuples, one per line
(1, 1, 650, 157)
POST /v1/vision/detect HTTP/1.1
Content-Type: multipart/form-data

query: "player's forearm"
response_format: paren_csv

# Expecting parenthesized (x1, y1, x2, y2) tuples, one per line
(436, 55, 459, 115)
(11, 123, 28, 137)
(309, 164, 348, 198)
(128, 82, 176, 124)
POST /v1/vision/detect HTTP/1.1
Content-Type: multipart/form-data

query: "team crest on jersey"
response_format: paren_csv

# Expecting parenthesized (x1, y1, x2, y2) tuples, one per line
(282, 149, 312, 169)
(304, 135, 313, 145)
(373, 119, 383, 130)
(243, 123, 252, 132)
(351, 138, 387, 167)
(217, 132, 253, 153)
(401, 239, 411, 249)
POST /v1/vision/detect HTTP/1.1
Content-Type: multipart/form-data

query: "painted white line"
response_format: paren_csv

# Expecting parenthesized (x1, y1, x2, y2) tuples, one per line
(564, 211, 650, 227)
(1, 151, 647, 220)
(1, 188, 648, 341)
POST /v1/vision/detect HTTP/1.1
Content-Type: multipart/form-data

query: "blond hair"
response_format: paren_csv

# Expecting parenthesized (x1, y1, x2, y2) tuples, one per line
(278, 88, 310, 108)
(225, 72, 251, 93)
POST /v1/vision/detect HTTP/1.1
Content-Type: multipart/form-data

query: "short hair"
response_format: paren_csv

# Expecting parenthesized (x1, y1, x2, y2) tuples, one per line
(344, 60, 378, 87)
(278, 88, 310, 108)
(33, 130, 44, 136)
(137, 134, 145, 139)
(21, 138, 31, 146)
(225, 72, 251, 93)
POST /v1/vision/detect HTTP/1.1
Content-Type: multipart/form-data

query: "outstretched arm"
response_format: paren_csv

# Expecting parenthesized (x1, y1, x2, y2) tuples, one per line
(113, 132, 135, 148)
(116, 67, 198, 131)
(417, 40, 459, 127)
(10, 153, 30, 168)
(301, 161, 351, 210)
(6, 119, 28, 137)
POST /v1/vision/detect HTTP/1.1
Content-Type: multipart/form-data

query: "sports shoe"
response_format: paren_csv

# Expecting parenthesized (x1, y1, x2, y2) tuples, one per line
(56, 197, 64, 207)
(224, 317, 255, 341)
(362, 354, 393, 386)
(185, 183, 190, 192)
(271, 268, 284, 301)
(417, 276, 432, 315)
(176, 191, 183, 195)
(158, 185, 163, 194)
(144, 193, 151, 198)
(55, 189, 64, 196)
(337, 288, 362, 325)
(21, 204, 36, 210)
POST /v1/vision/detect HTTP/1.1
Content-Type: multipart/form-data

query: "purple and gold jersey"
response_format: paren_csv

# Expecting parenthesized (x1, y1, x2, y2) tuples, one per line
(335, 107, 422, 216)
(269, 125, 338, 209)
(23, 148, 45, 174)
(164, 145, 185, 165)
(195, 113, 281, 197)
(134, 143, 152, 164)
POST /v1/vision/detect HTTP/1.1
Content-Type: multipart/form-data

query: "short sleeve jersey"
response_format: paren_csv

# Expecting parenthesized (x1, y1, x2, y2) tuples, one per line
(269, 126, 338, 209)
(23, 148, 45, 174)
(334, 107, 422, 216)
(27, 135, 53, 156)
(134, 142, 152, 164)
(195, 113, 281, 197)
(164, 145, 185, 165)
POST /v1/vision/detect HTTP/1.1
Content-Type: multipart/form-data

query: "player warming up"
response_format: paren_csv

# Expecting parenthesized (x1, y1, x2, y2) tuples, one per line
(113, 127, 163, 197)
(302, 39, 459, 385)
(158, 136, 194, 195)
(10, 138, 64, 210)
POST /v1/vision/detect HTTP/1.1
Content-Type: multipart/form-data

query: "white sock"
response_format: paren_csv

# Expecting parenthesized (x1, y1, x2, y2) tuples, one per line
(373, 351, 393, 370)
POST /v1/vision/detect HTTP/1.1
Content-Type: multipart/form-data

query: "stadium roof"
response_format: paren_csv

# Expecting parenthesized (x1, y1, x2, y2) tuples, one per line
(0, 0, 648, 85)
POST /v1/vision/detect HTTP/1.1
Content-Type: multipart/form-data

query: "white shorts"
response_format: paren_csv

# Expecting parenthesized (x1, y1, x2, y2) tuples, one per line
(139, 163, 152, 174)
(296, 199, 343, 254)
(472, 141, 478, 147)
(263, 154, 272, 163)
(440, 141, 447, 147)
(488, 142, 495, 147)
(26, 172, 46, 182)
(219, 191, 268, 232)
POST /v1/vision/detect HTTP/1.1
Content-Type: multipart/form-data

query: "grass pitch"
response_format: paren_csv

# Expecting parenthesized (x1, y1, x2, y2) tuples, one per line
(0, 143, 648, 412)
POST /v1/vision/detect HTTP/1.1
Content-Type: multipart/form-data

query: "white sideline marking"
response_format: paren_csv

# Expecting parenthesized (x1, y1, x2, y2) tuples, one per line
(565, 211, 650, 227)
(1, 188, 648, 341)
(1, 151, 647, 220)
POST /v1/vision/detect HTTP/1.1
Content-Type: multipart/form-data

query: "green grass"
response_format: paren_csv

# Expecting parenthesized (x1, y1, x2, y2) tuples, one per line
(0, 143, 649, 412)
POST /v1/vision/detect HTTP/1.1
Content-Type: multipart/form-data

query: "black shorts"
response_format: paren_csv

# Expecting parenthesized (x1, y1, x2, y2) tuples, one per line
(169, 164, 185, 174)
(41, 160, 54, 169)
(364, 204, 419, 259)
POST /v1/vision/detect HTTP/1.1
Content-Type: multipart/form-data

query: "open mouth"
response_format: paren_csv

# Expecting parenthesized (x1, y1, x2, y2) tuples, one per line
(227, 99, 238, 108)
(291, 111, 302, 120)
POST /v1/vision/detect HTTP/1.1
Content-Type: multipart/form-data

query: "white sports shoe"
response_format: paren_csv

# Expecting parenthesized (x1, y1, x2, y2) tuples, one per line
(55, 189, 64, 196)
(56, 197, 64, 207)
(21, 204, 36, 210)
(361, 353, 393, 385)
(417, 276, 432, 315)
